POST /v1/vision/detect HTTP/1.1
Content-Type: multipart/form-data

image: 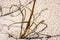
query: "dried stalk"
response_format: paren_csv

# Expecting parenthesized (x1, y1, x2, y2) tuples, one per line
(19, 0, 36, 38)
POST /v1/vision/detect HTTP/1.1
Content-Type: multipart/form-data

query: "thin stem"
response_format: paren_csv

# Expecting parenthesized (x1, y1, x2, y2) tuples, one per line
(19, 0, 36, 38)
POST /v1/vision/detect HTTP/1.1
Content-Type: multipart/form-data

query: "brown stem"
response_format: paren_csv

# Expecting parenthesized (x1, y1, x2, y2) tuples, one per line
(19, 0, 36, 38)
